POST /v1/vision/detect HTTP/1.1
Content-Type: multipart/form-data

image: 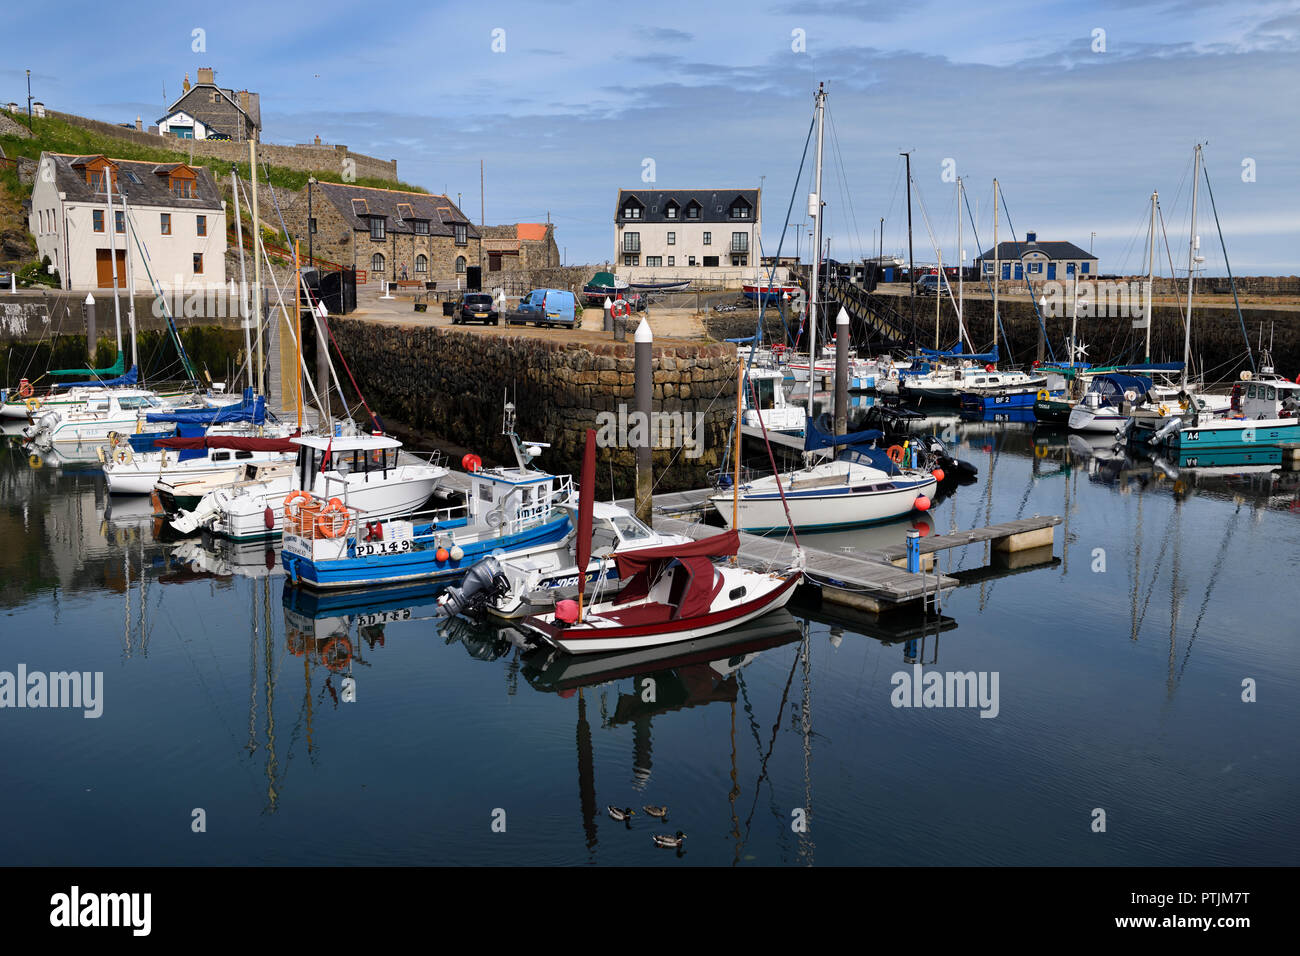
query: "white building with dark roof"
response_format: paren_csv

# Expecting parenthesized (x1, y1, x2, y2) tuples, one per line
(973, 232, 1098, 282)
(614, 187, 765, 286)
(28, 152, 226, 291)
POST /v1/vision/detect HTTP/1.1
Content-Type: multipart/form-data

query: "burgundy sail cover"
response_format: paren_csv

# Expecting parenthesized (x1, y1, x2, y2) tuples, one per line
(612, 529, 737, 620)
(153, 435, 300, 452)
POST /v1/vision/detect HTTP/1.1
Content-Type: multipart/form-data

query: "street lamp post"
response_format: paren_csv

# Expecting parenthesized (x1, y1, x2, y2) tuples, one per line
(1090, 231, 1096, 254)
(26, 69, 32, 132)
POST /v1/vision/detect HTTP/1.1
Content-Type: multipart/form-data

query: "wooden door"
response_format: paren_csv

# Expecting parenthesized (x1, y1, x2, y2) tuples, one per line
(95, 250, 127, 288)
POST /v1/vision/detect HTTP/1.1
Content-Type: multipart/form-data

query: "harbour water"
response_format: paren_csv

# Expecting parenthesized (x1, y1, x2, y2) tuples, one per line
(2, 417, 1297, 865)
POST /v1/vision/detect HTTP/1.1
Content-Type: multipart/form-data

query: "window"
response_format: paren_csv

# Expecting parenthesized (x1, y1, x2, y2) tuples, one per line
(646, 256, 663, 267)
(160, 213, 171, 236)
(622, 204, 642, 220)
(88, 171, 106, 191)
(115, 211, 124, 233)
(731, 255, 748, 267)
(370, 216, 386, 240)
(455, 256, 466, 273)
(686, 202, 701, 220)
(412, 220, 429, 235)
(415, 254, 427, 273)
(982, 261, 993, 275)
(703, 231, 711, 245)
(454, 224, 467, 245)
(306, 217, 315, 235)
(688, 256, 697, 267)
(667, 256, 675, 266)
(171, 178, 193, 199)
(730, 201, 751, 219)
(372, 253, 385, 273)
(731, 232, 748, 253)
(210, 90, 220, 103)
(193, 253, 203, 274)
(1081, 261, 1091, 274)
(667, 231, 675, 245)
(702, 256, 718, 267)
(623, 232, 640, 253)
(665, 203, 678, 219)
(624, 254, 639, 266)
(1028, 261, 1041, 274)
(196, 215, 207, 237)
(93, 209, 104, 232)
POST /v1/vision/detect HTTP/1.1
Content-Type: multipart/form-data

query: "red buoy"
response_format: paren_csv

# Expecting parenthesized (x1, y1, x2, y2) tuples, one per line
(264, 506, 274, 529)
(435, 547, 450, 562)
(931, 468, 945, 483)
(555, 599, 580, 624)
(914, 495, 931, 512)
(461, 453, 482, 473)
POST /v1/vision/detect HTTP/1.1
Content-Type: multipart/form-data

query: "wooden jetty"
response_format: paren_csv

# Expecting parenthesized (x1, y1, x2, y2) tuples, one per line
(653, 513, 1061, 614)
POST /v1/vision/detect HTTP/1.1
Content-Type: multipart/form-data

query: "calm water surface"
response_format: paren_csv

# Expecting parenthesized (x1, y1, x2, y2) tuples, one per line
(2, 416, 1297, 865)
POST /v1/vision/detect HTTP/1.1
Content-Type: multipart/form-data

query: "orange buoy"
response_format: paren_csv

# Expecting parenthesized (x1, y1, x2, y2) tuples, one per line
(914, 495, 931, 512)
(435, 547, 450, 562)
(931, 468, 945, 483)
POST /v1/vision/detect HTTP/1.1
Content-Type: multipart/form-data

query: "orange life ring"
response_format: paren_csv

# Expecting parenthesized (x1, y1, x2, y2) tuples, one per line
(315, 497, 350, 538)
(18, 379, 34, 398)
(283, 490, 311, 520)
(886, 444, 905, 464)
(319, 636, 353, 672)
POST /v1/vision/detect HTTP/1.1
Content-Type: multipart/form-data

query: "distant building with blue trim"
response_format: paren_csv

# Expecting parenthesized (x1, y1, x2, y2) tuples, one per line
(973, 232, 1097, 282)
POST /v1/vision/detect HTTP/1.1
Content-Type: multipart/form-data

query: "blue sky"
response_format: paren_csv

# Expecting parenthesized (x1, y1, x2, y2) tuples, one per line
(3, 0, 1298, 273)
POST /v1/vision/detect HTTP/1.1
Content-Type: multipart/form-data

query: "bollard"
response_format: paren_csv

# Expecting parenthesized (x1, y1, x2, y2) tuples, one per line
(905, 528, 921, 573)
(614, 315, 627, 342)
(633, 317, 653, 525)
(84, 293, 96, 364)
(603, 296, 612, 332)
(834, 307, 849, 438)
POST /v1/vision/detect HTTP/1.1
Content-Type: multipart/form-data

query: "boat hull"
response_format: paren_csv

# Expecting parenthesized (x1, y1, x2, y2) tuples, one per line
(710, 473, 937, 533)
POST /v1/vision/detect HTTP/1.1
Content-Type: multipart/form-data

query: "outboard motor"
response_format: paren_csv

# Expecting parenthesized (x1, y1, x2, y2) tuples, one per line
(1149, 416, 1183, 446)
(437, 556, 509, 618)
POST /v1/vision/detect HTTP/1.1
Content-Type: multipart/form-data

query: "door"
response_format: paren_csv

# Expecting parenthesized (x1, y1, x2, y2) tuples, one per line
(1001, 263, 1011, 281)
(466, 266, 482, 291)
(95, 249, 127, 288)
(1014, 263, 1023, 280)
(1047, 263, 1056, 280)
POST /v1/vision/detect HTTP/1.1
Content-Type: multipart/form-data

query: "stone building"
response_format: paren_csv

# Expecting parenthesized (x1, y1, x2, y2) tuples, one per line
(158, 68, 260, 142)
(282, 182, 481, 287)
(480, 223, 560, 274)
(973, 232, 1098, 282)
(28, 152, 226, 291)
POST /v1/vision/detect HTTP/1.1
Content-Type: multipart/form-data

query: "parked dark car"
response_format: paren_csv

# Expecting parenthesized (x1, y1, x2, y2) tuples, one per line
(914, 273, 951, 296)
(453, 292, 499, 325)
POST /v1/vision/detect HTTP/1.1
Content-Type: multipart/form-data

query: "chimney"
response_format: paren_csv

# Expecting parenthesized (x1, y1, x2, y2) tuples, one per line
(197, 67, 214, 85)
(314, 135, 321, 145)
(1026, 231, 1037, 243)
(135, 115, 142, 131)
(182, 72, 191, 93)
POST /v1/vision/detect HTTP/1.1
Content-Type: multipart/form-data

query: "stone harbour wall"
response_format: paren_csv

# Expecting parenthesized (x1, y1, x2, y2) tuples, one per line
(329, 320, 742, 495)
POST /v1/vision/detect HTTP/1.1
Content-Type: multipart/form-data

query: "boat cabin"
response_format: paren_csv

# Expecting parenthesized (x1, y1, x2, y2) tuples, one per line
(1236, 379, 1300, 420)
(467, 461, 572, 534)
(292, 434, 405, 490)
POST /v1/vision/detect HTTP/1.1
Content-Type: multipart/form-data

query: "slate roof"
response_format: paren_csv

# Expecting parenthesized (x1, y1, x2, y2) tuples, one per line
(974, 239, 1095, 261)
(164, 83, 260, 131)
(45, 153, 223, 210)
(317, 183, 479, 238)
(615, 188, 759, 224)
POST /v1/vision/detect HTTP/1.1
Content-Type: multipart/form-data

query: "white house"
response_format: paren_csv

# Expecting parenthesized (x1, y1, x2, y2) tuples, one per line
(157, 109, 217, 140)
(973, 232, 1098, 282)
(614, 188, 766, 287)
(28, 152, 227, 291)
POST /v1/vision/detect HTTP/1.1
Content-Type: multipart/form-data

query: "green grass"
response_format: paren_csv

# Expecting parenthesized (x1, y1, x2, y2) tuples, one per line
(0, 113, 427, 195)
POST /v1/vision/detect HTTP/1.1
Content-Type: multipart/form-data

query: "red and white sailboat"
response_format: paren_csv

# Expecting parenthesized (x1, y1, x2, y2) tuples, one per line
(518, 429, 801, 656)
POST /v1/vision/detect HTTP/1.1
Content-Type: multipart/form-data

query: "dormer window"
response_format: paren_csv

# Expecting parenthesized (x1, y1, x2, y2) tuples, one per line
(664, 201, 679, 220)
(622, 199, 643, 220)
(730, 198, 752, 220)
(685, 201, 702, 220)
(171, 178, 193, 198)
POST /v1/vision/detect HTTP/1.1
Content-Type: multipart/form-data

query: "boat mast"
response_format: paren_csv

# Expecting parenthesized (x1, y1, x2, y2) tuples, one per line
(957, 176, 965, 347)
(231, 166, 253, 391)
(902, 150, 914, 345)
(250, 141, 264, 397)
(992, 178, 999, 358)
(1146, 189, 1157, 364)
(120, 185, 138, 371)
(807, 83, 825, 422)
(1182, 146, 1201, 392)
(103, 173, 123, 359)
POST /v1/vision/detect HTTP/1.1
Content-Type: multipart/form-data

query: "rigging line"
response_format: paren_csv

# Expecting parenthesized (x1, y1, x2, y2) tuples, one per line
(122, 203, 197, 384)
(910, 178, 972, 350)
(997, 187, 1054, 366)
(960, 185, 1019, 356)
(1200, 157, 1254, 372)
(740, 645, 802, 845)
(826, 109, 865, 258)
(1156, 200, 1178, 279)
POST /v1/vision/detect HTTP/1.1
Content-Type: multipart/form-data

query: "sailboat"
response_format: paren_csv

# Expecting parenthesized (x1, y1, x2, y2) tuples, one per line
(517, 430, 801, 655)
(711, 84, 939, 533)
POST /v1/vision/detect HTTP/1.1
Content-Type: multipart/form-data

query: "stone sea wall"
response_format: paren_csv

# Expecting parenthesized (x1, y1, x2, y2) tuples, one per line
(329, 320, 742, 494)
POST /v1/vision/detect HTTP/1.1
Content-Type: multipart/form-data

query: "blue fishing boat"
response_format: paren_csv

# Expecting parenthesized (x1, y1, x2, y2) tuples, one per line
(281, 405, 574, 590)
(961, 383, 1066, 415)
